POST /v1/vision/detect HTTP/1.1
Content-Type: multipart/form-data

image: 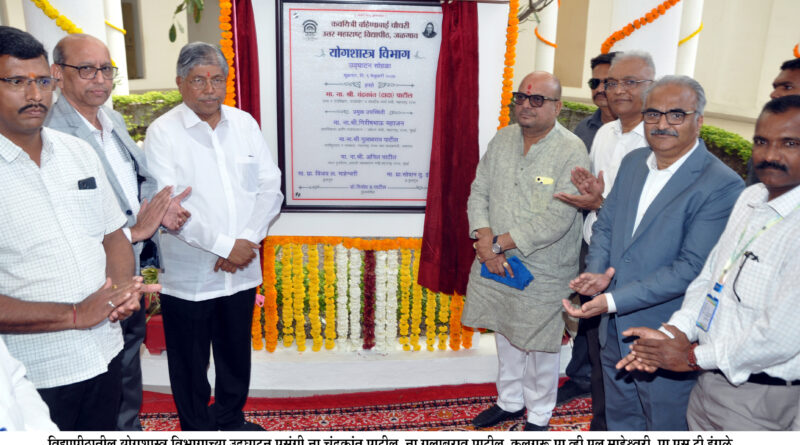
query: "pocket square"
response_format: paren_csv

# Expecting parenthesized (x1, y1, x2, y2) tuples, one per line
(480, 256, 534, 290)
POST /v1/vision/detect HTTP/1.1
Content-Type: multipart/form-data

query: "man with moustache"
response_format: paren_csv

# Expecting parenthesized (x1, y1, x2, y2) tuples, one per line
(464, 72, 589, 431)
(144, 42, 283, 431)
(563, 76, 744, 430)
(45, 33, 190, 431)
(0, 26, 157, 430)
(556, 52, 618, 430)
(617, 95, 800, 431)
(746, 58, 800, 185)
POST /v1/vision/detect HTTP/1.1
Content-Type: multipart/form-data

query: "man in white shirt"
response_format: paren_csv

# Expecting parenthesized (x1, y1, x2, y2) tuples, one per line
(0, 26, 157, 431)
(144, 42, 283, 431)
(562, 76, 744, 430)
(0, 337, 57, 431)
(45, 33, 190, 431)
(617, 95, 800, 430)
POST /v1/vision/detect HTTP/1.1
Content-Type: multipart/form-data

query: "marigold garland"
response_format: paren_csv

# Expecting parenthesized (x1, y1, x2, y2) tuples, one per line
(449, 292, 464, 351)
(335, 244, 350, 347)
(384, 249, 400, 350)
(251, 298, 263, 350)
(362, 251, 377, 350)
(262, 243, 278, 352)
(322, 244, 337, 350)
(29, 0, 83, 34)
(437, 293, 450, 350)
(794, 44, 800, 59)
(292, 243, 306, 351)
(497, 0, 520, 130)
(307, 244, 323, 351)
(424, 290, 437, 351)
(601, 0, 681, 54)
(280, 245, 294, 347)
(398, 248, 412, 350)
(219, 0, 236, 106)
(409, 253, 423, 351)
(534, 26, 557, 49)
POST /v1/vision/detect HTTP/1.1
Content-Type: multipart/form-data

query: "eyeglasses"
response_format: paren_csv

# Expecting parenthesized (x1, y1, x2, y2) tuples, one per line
(0, 76, 58, 92)
(58, 63, 118, 80)
(511, 92, 559, 108)
(186, 76, 227, 91)
(587, 78, 604, 89)
(642, 108, 697, 125)
(604, 78, 652, 90)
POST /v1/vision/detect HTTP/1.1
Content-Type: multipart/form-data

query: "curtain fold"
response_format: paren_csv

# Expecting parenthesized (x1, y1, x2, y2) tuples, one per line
(232, 0, 261, 124)
(418, 2, 480, 296)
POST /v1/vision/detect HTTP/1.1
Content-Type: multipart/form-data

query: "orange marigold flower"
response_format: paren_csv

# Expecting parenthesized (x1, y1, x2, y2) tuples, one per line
(220, 15, 231, 23)
(220, 23, 232, 31)
(658, 5, 666, 14)
(633, 19, 641, 29)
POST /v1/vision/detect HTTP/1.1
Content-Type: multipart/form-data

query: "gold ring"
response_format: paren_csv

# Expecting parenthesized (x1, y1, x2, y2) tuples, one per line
(503, 261, 510, 268)
(473, 242, 477, 249)
(112, 284, 118, 290)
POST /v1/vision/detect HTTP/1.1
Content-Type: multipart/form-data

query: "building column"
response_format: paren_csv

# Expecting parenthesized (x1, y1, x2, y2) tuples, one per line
(608, 0, 683, 76)
(534, 0, 559, 73)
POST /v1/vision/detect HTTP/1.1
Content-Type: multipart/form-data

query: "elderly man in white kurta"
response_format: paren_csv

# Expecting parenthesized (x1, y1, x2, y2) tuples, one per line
(464, 72, 589, 431)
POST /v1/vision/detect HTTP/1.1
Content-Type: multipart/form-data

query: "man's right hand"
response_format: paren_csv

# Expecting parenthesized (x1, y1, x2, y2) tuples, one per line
(76, 277, 160, 328)
(130, 186, 173, 243)
(227, 239, 260, 268)
(570, 267, 615, 296)
(553, 168, 605, 210)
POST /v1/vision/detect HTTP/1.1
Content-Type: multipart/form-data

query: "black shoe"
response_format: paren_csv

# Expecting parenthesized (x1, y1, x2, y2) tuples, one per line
(523, 422, 548, 431)
(556, 380, 590, 405)
(220, 420, 265, 431)
(472, 404, 526, 428)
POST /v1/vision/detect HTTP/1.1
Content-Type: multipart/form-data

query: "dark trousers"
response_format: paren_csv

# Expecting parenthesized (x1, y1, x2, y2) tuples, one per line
(37, 351, 123, 431)
(160, 288, 256, 431)
(117, 296, 146, 430)
(564, 242, 606, 430)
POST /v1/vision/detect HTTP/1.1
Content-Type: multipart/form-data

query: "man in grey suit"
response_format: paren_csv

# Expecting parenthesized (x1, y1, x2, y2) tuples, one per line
(45, 34, 189, 431)
(563, 75, 744, 430)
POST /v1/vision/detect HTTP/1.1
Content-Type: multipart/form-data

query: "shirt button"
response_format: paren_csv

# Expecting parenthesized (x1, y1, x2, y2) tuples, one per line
(126, 210, 133, 215)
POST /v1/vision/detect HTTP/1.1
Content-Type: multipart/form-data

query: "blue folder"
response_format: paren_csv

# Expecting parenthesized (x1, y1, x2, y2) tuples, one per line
(480, 256, 534, 290)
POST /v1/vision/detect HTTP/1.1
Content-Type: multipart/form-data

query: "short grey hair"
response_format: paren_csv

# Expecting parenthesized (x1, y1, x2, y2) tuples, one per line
(176, 42, 228, 78)
(610, 50, 656, 79)
(644, 75, 707, 116)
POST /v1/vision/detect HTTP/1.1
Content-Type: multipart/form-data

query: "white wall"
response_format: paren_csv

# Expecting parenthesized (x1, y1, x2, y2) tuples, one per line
(127, 0, 187, 92)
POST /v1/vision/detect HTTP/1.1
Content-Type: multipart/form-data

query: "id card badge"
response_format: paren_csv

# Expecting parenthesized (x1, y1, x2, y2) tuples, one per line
(696, 293, 719, 332)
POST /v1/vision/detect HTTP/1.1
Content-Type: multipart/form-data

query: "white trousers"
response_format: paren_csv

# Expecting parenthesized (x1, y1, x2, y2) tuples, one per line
(495, 333, 561, 425)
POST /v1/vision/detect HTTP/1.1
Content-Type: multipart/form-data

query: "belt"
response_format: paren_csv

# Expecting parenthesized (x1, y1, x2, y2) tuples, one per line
(713, 370, 800, 386)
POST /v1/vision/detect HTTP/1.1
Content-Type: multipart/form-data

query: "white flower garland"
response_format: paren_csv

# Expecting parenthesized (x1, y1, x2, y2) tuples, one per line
(385, 249, 400, 351)
(334, 244, 349, 348)
(348, 248, 363, 350)
(374, 251, 388, 353)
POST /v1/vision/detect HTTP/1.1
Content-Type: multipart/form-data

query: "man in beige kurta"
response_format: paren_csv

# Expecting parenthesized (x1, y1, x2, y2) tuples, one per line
(464, 72, 589, 431)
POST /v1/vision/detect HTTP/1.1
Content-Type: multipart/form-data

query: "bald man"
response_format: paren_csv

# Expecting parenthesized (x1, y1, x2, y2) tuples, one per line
(45, 33, 189, 431)
(464, 72, 589, 431)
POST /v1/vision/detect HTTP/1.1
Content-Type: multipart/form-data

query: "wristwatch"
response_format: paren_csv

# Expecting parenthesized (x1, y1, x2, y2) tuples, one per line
(491, 235, 503, 254)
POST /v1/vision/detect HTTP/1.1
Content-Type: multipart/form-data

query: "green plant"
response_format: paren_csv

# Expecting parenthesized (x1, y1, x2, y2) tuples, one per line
(112, 90, 183, 141)
(169, 0, 204, 42)
(141, 266, 161, 322)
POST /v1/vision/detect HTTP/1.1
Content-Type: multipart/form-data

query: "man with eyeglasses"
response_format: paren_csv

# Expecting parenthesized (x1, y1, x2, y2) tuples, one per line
(563, 75, 744, 430)
(0, 26, 160, 430)
(143, 42, 283, 431)
(464, 72, 589, 431)
(616, 94, 800, 430)
(44, 33, 190, 431)
(556, 52, 618, 430)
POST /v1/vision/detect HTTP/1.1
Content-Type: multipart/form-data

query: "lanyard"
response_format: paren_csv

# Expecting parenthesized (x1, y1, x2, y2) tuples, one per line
(719, 202, 800, 284)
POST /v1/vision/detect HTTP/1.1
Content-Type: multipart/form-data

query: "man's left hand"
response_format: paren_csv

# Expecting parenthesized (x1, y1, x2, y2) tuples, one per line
(562, 293, 608, 319)
(620, 324, 696, 373)
(484, 253, 513, 278)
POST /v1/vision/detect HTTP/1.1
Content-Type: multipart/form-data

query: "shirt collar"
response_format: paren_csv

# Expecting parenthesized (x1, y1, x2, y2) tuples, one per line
(587, 109, 604, 128)
(750, 182, 800, 217)
(0, 128, 55, 163)
(645, 139, 700, 173)
(77, 107, 110, 134)
(179, 102, 228, 129)
(610, 119, 645, 138)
